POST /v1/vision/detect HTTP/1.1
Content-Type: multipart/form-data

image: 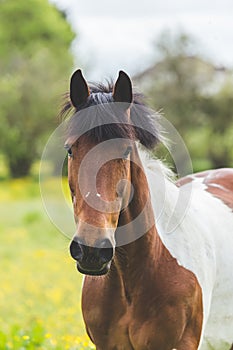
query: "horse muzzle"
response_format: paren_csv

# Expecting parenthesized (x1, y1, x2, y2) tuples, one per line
(69, 238, 114, 276)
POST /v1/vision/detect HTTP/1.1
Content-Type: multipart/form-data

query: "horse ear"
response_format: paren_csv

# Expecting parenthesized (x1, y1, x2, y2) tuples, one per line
(113, 71, 133, 105)
(70, 69, 90, 108)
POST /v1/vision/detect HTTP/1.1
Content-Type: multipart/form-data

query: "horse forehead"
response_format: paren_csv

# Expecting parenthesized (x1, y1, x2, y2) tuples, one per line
(71, 145, 124, 183)
(177, 168, 233, 210)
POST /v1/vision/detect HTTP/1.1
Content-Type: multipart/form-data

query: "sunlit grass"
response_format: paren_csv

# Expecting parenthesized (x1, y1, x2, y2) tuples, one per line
(0, 178, 95, 349)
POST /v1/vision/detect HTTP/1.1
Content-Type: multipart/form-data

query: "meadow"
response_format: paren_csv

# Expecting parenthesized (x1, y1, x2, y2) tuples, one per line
(0, 177, 94, 350)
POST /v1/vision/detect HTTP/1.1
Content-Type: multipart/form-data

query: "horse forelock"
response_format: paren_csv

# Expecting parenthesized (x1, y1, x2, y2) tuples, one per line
(61, 81, 162, 149)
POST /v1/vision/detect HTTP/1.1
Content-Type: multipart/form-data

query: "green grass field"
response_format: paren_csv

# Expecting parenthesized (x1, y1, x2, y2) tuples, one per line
(0, 178, 94, 349)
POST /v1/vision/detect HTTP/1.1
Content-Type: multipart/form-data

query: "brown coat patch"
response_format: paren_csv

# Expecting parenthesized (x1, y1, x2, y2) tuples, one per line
(177, 168, 233, 210)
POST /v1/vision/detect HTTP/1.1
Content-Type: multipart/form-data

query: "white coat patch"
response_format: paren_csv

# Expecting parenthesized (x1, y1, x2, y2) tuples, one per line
(140, 151, 233, 350)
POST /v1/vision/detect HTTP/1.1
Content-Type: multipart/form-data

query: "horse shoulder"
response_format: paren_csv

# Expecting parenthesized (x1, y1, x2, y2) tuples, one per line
(127, 249, 203, 350)
(81, 272, 133, 349)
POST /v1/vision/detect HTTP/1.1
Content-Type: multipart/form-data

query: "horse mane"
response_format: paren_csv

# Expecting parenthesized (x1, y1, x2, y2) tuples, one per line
(60, 81, 162, 149)
(139, 150, 176, 183)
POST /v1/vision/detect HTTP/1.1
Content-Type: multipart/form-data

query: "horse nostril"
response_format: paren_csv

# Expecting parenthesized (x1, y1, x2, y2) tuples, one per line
(70, 239, 83, 261)
(98, 239, 114, 263)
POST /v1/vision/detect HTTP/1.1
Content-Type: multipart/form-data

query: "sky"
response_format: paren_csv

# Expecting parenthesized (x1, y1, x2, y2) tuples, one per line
(50, 0, 233, 80)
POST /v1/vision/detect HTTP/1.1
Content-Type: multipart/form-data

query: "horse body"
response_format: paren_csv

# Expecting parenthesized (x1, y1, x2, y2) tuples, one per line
(64, 69, 233, 349)
(147, 159, 233, 349)
(81, 154, 233, 350)
(174, 169, 233, 349)
(82, 149, 203, 350)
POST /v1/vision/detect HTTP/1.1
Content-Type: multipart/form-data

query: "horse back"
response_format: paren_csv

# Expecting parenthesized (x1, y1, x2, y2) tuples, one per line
(177, 168, 233, 211)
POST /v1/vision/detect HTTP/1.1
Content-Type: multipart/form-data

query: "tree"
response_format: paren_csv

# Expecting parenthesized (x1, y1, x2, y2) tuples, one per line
(134, 31, 233, 170)
(0, 0, 75, 177)
(197, 81, 233, 168)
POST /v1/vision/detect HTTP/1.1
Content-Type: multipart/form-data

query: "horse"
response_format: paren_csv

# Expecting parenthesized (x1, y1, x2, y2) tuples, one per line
(63, 69, 233, 350)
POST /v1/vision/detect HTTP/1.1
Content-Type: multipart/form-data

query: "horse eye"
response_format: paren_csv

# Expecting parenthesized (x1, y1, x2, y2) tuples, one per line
(70, 187, 75, 197)
(123, 146, 132, 159)
(67, 148, 73, 158)
(64, 144, 73, 158)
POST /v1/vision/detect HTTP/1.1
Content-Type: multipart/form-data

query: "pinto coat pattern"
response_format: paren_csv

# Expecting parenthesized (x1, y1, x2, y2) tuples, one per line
(65, 69, 233, 350)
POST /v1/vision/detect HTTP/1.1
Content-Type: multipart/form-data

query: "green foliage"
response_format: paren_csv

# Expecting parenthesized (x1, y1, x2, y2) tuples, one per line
(0, 0, 73, 58)
(138, 31, 233, 171)
(0, 0, 75, 177)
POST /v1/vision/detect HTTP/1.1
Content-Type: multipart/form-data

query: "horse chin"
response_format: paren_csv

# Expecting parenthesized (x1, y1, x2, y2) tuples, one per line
(76, 261, 111, 276)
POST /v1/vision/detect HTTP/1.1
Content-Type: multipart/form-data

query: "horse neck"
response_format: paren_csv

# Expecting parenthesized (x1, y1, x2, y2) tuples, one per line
(113, 149, 165, 287)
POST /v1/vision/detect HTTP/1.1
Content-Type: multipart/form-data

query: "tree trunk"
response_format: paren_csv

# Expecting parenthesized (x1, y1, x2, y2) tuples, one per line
(8, 158, 32, 178)
(208, 148, 230, 169)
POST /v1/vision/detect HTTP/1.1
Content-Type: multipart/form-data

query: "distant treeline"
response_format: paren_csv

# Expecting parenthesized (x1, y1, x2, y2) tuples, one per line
(134, 31, 233, 172)
(0, 3, 232, 178)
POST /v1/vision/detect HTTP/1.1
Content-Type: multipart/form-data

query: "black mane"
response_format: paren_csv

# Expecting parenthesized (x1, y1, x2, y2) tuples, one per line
(61, 81, 162, 149)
